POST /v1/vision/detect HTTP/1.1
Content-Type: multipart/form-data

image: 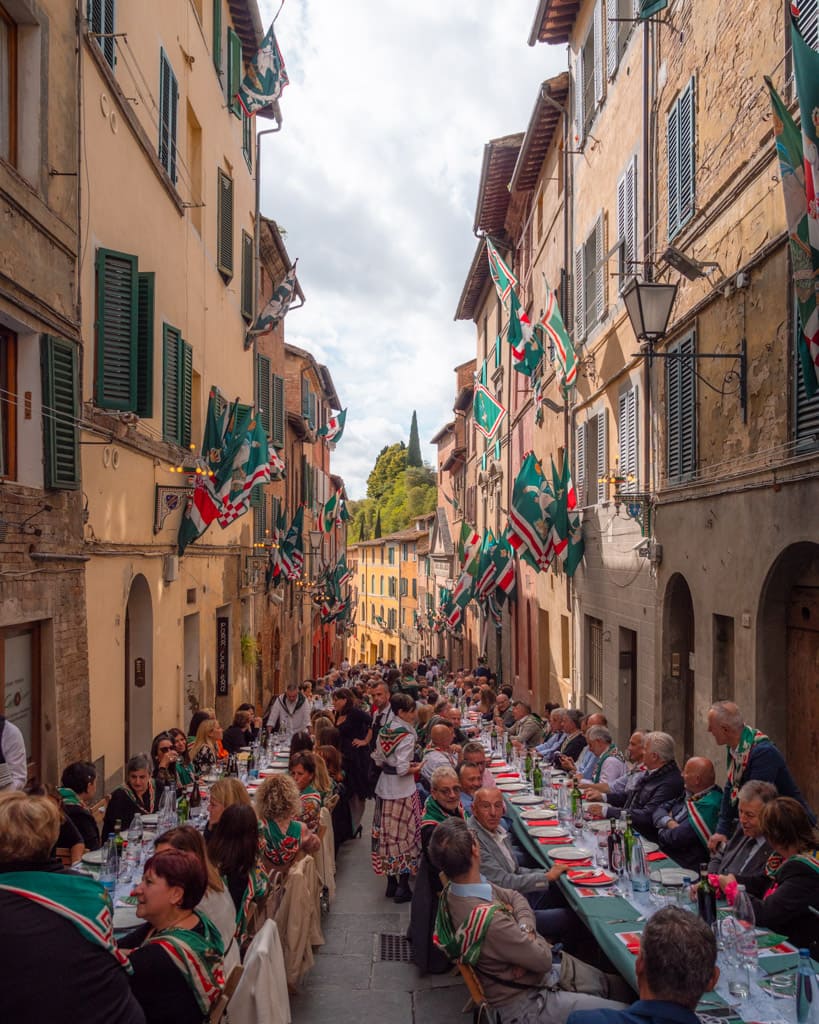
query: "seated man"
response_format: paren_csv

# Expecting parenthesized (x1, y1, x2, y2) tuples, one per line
(461, 741, 496, 788)
(535, 709, 566, 759)
(420, 724, 458, 786)
(652, 757, 721, 871)
(430, 818, 630, 1022)
(468, 786, 574, 941)
(566, 907, 718, 1024)
(707, 780, 777, 885)
(563, 714, 608, 779)
(494, 692, 516, 730)
(444, 706, 475, 745)
(583, 731, 646, 804)
(458, 762, 483, 817)
(508, 701, 545, 750)
(548, 710, 586, 767)
(587, 732, 683, 840)
(578, 726, 625, 789)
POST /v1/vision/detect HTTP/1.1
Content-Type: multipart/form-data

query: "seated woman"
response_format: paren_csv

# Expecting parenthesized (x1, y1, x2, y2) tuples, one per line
(312, 715, 336, 747)
(167, 729, 196, 790)
(478, 687, 496, 723)
(187, 708, 215, 744)
(151, 732, 182, 798)
(222, 709, 253, 755)
(206, 777, 251, 837)
(718, 796, 819, 953)
(190, 719, 227, 775)
(24, 781, 84, 866)
(289, 751, 324, 834)
(59, 760, 102, 851)
(208, 804, 269, 951)
(120, 849, 225, 1024)
(103, 753, 158, 836)
(255, 773, 320, 873)
(0, 792, 144, 1024)
(289, 729, 314, 756)
(153, 825, 240, 975)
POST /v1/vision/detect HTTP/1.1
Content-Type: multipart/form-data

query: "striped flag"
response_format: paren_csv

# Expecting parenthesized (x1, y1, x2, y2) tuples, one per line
(318, 408, 347, 443)
(486, 238, 518, 303)
(508, 452, 555, 572)
(539, 279, 578, 394)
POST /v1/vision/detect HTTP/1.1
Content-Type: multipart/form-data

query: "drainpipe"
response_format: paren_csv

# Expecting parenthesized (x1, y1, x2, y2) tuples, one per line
(642, 19, 653, 499)
(253, 117, 284, 400)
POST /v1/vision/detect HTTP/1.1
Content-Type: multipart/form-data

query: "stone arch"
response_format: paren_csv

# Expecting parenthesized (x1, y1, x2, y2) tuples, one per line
(661, 572, 695, 761)
(124, 574, 153, 759)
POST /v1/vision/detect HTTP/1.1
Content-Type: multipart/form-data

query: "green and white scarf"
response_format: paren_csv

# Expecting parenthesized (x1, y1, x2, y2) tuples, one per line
(421, 796, 464, 830)
(58, 786, 84, 807)
(433, 883, 505, 965)
(684, 785, 722, 848)
(591, 746, 624, 784)
(726, 726, 768, 807)
(133, 911, 225, 1013)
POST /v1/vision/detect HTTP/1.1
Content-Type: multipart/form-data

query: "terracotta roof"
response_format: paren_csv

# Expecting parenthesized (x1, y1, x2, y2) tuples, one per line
(228, 0, 263, 59)
(510, 73, 570, 193)
(453, 385, 474, 413)
(454, 238, 491, 322)
(260, 218, 305, 304)
(430, 421, 456, 445)
(473, 133, 525, 236)
(441, 446, 467, 472)
(528, 0, 582, 46)
(349, 526, 428, 548)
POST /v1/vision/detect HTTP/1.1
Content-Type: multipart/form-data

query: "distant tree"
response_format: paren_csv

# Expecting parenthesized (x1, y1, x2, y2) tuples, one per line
(407, 410, 422, 467)
(366, 442, 407, 503)
(374, 508, 382, 539)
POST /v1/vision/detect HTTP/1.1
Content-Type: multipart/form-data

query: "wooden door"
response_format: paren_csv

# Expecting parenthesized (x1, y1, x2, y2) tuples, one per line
(787, 586, 819, 811)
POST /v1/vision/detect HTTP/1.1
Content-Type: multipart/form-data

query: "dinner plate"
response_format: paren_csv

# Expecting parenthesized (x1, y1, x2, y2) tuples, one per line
(519, 808, 554, 820)
(566, 869, 616, 886)
(547, 846, 588, 860)
(140, 813, 158, 827)
(650, 867, 694, 886)
(640, 840, 659, 854)
(113, 903, 141, 931)
(488, 766, 509, 774)
(81, 849, 104, 865)
(498, 782, 527, 793)
(509, 793, 546, 805)
(528, 826, 569, 838)
(585, 819, 612, 832)
(259, 768, 283, 777)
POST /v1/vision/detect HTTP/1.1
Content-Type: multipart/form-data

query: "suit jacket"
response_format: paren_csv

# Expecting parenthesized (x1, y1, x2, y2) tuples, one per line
(508, 715, 545, 749)
(567, 998, 702, 1024)
(745, 855, 819, 952)
(606, 761, 684, 839)
(652, 785, 722, 872)
(548, 732, 587, 767)
(707, 828, 773, 889)
(468, 817, 550, 894)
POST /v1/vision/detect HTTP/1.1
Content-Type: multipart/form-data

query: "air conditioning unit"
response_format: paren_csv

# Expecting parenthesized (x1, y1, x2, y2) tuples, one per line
(163, 554, 179, 584)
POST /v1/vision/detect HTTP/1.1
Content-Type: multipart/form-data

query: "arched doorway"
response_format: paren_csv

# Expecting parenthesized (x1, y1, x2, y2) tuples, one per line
(662, 573, 695, 761)
(124, 575, 153, 759)
(757, 542, 819, 810)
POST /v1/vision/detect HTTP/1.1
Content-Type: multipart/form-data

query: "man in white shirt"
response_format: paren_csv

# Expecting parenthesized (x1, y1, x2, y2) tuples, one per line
(579, 726, 626, 788)
(0, 715, 28, 790)
(420, 724, 458, 785)
(264, 681, 311, 734)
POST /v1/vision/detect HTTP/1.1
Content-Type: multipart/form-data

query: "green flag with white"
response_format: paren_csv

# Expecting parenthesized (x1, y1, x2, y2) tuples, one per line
(236, 23, 290, 116)
(507, 452, 555, 571)
(318, 408, 347, 444)
(473, 383, 506, 441)
(539, 279, 578, 394)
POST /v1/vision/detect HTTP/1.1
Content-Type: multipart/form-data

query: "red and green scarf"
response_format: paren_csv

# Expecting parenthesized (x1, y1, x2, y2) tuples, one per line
(235, 859, 270, 947)
(726, 726, 768, 807)
(133, 911, 225, 1013)
(763, 847, 819, 898)
(378, 724, 411, 758)
(433, 883, 506, 965)
(591, 746, 624, 784)
(684, 785, 722, 848)
(421, 796, 464, 829)
(791, 848, 819, 875)
(259, 818, 302, 870)
(118, 778, 157, 814)
(0, 870, 132, 972)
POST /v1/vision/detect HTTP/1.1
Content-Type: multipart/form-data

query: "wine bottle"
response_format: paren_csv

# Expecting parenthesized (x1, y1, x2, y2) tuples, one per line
(571, 777, 584, 826)
(532, 758, 543, 796)
(607, 819, 623, 873)
(696, 865, 717, 926)
(622, 814, 635, 871)
(796, 948, 815, 1024)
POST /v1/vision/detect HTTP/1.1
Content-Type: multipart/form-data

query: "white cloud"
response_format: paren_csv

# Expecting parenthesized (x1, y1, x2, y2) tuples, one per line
(257, 0, 566, 497)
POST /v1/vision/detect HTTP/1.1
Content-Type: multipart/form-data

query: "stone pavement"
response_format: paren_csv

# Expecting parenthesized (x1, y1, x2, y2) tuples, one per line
(290, 804, 467, 1024)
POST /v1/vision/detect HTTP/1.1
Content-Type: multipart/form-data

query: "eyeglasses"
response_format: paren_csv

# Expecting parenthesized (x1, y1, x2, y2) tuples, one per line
(435, 786, 461, 796)
(158, 745, 172, 753)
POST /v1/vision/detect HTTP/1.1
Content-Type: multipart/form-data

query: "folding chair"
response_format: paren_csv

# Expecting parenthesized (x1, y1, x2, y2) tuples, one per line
(208, 963, 243, 1024)
(457, 963, 495, 1024)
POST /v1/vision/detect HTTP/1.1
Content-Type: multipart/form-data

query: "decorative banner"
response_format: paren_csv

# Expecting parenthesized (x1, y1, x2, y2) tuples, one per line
(473, 382, 506, 440)
(155, 485, 191, 534)
(236, 23, 290, 117)
(216, 617, 230, 697)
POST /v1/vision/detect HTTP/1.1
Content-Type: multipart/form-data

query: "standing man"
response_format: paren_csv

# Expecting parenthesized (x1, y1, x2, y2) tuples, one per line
(706, 700, 812, 852)
(264, 680, 311, 735)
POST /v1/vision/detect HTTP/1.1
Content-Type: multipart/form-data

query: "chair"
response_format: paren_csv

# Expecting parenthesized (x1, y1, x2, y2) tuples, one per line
(208, 963, 243, 1024)
(229, 921, 291, 1024)
(457, 963, 494, 1024)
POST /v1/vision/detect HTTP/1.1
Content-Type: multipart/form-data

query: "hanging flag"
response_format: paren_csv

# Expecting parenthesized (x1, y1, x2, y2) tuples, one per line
(318, 408, 347, 443)
(280, 505, 304, 579)
(457, 522, 481, 566)
(217, 416, 271, 526)
(441, 492, 460, 513)
(559, 459, 584, 577)
(475, 529, 498, 601)
(236, 23, 290, 116)
(508, 452, 555, 571)
(246, 262, 299, 343)
(265, 503, 288, 590)
(338, 495, 350, 522)
(492, 531, 517, 600)
(321, 491, 338, 534)
(333, 554, 352, 588)
(638, 0, 667, 18)
(539, 279, 578, 394)
(473, 383, 506, 441)
(766, 74, 819, 397)
(486, 238, 519, 304)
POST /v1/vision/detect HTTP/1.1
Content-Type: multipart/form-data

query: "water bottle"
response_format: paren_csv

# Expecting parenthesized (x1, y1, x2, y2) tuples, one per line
(557, 781, 570, 823)
(99, 835, 118, 897)
(630, 836, 650, 893)
(797, 948, 816, 1024)
(157, 786, 177, 833)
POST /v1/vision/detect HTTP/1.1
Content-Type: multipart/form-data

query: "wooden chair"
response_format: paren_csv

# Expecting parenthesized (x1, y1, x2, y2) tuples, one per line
(457, 963, 494, 1024)
(208, 963, 243, 1024)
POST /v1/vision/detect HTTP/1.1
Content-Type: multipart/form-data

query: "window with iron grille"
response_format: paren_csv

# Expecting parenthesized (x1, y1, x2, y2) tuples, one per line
(587, 616, 604, 702)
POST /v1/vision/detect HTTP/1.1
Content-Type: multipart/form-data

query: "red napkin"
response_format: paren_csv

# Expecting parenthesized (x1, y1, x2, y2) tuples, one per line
(624, 941, 641, 954)
(525, 819, 559, 827)
(537, 835, 572, 845)
(554, 857, 593, 866)
(495, 772, 521, 779)
(645, 851, 667, 862)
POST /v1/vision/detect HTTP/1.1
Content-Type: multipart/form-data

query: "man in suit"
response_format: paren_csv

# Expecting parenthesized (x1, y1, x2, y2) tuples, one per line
(652, 757, 722, 871)
(566, 907, 719, 1024)
(468, 786, 574, 941)
(707, 779, 777, 884)
(548, 709, 587, 767)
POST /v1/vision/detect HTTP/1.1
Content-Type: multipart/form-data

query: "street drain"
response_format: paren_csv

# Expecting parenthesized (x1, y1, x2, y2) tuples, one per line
(378, 932, 412, 962)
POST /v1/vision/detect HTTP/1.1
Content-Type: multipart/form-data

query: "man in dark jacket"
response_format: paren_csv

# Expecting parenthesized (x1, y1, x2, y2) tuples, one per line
(652, 757, 721, 871)
(59, 761, 102, 852)
(589, 732, 683, 840)
(566, 907, 719, 1024)
(707, 779, 777, 885)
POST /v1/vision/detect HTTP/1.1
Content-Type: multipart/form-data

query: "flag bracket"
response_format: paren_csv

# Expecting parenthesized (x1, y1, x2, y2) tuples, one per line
(613, 489, 653, 538)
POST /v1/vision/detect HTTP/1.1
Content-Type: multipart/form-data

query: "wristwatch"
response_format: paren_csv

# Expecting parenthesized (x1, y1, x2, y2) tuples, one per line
(518, 921, 534, 935)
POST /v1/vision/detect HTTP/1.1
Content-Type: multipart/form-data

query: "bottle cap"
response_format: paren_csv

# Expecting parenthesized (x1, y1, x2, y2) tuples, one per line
(798, 948, 810, 956)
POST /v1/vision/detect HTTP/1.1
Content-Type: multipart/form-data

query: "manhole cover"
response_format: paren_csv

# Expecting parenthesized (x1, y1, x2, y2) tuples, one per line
(378, 932, 412, 962)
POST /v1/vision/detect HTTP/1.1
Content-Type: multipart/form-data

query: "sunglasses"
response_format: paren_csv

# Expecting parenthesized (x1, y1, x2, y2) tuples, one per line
(158, 746, 172, 753)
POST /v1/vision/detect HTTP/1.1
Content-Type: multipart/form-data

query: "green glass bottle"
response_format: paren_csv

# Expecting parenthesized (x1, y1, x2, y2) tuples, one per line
(177, 789, 189, 823)
(532, 757, 543, 796)
(505, 734, 513, 762)
(491, 723, 498, 754)
(524, 750, 533, 780)
(623, 813, 635, 870)
(570, 778, 583, 824)
(113, 819, 124, 864)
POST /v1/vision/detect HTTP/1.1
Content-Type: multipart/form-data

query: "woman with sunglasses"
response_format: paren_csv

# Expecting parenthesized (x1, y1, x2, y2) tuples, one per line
(167, 729, 196, 789)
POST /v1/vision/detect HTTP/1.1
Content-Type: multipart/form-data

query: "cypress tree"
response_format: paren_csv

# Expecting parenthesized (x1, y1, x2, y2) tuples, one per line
(374, 508, 382, 539)
(407, 410, 422, 467)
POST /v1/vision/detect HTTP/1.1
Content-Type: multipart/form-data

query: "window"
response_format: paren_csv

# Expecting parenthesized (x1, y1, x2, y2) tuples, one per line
(88, 0, 115, 71)
(216, 169, 233, 280)
(667, 78, 696, 239)
(227, 26, 242, 117)
(242, 108, 252, 171)
(186, 103, 203, 234)
(666, 333, 696, 480)
(617, 385, 639, 491)
(241, 230, 254, 321)
(380, 576, 384, 596)
(42, 335, 80, 489)
(370, 574, 375, 592)
(158, 49, 179, 185)
(574, 1, 603, 144)
(387, 609, 396, 630)
(575, 410, 608, 505)
(412, 578, 417, 598)
(162, 323, 192, 447)
(606, 0, 635, 79)
(796, 3, 819, 50)
(388, 577, 396, 597)
(712, 614, 734, 702)
(400, 578, 408, 597)
(587, 616, 604, 702)
(0, 328, 15, 479)
(616, 157, 637, 289)
(388, 547, 395, 565)
(574, 215, 605, 342)
(0, 4, 17, 165)
(271, 373, 285, 448)
(212, 0, 222, 73)
(255, 353, 270, 436)
(251, 487, 266, 543)
(95, 248, 154, 415)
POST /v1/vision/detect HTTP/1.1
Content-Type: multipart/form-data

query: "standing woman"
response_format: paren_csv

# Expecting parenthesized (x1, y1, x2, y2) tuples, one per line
(103, 754, 158, 836)
(332, 687, 372, 835)
(370, 693, 422, 903)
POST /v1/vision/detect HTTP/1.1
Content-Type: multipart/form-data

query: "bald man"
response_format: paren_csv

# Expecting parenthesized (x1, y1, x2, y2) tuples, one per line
(651, 757, 722, 871)
(420, 723, 458, 785)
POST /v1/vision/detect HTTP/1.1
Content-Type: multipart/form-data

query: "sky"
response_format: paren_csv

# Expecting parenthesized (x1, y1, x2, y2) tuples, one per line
(257, 0, 566, 499)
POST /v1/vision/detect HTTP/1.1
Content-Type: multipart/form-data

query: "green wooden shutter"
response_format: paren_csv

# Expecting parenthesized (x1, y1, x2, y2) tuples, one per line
(181, 340, 192, 447)
(301, 453, 309, 503)
(163, 324, 182, 443)
(136, 272, 154, 418)
(308, 391, 316, 429)
(256, 353, 271, 436)
(271, 373, 285, 447)
(241, 230, 254, 321)
(95, 247, 137, 411)
(158, 48, 179, 185)
(666, 333, 696, 479)
(242, 110, 253, 171)
(216, 169, 234, 279)
(678, 79, 696, 231)
(212, 0, 222, 73)
(301, 375, 309, 417)
(227, 27, 242, 117)
(89, 0, 116, 70)
(42, 336, 80, 489)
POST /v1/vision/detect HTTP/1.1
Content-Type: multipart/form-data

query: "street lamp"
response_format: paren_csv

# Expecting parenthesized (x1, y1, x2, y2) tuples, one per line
(622, 277, 678, 347)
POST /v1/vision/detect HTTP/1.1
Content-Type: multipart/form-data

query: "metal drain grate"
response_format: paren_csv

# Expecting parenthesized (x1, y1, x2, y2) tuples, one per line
(378, 932, 412, 962)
